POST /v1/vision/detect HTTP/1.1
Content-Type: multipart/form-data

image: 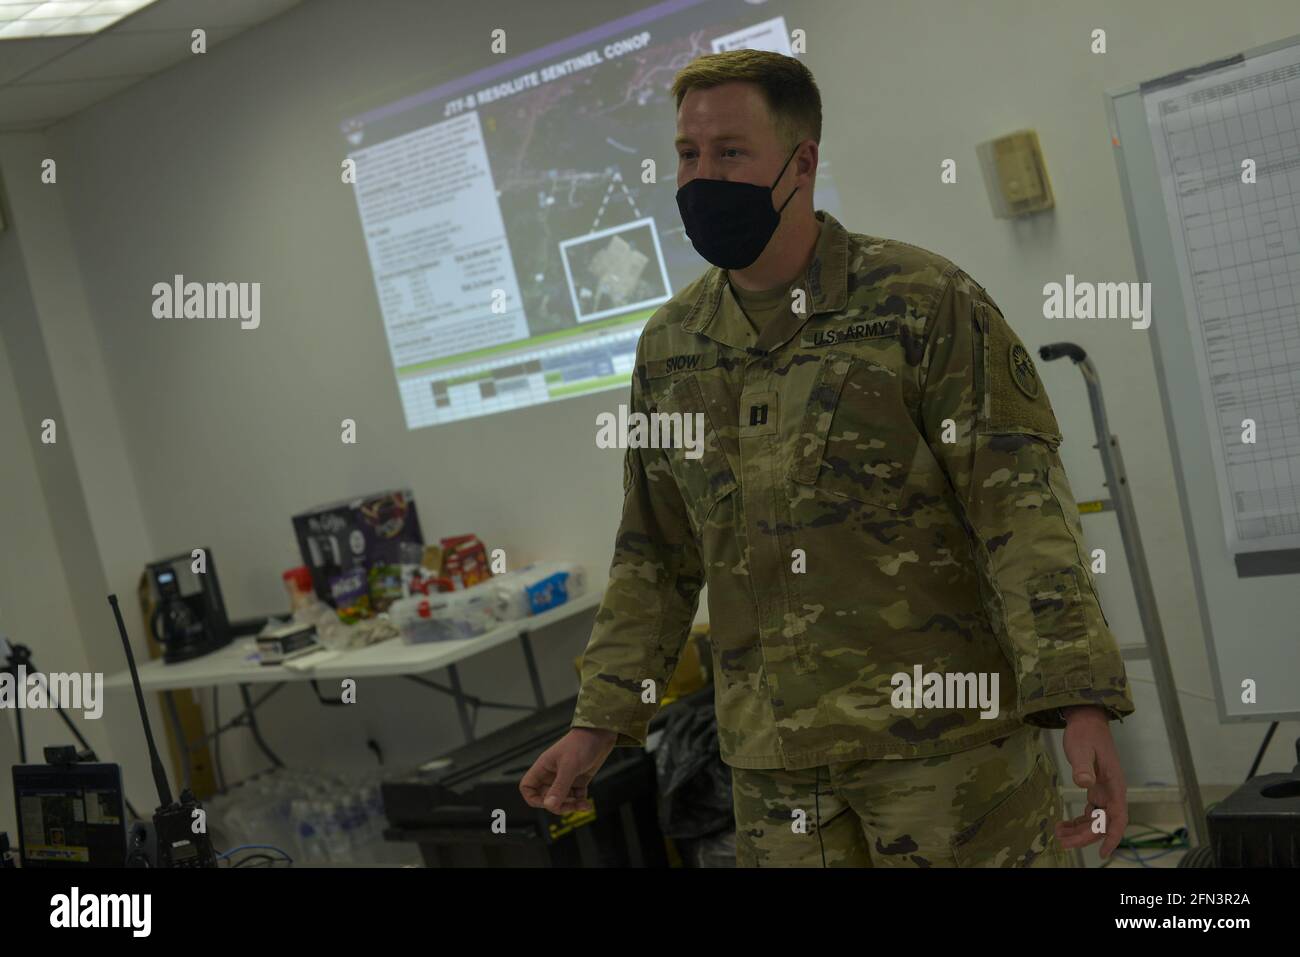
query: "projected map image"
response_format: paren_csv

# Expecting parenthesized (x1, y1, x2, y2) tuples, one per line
(343, 0, 840, 428)
(561, 218, 670, 322)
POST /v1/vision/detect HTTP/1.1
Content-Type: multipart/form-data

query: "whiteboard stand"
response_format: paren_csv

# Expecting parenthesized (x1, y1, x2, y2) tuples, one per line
(1039, 342, 1208, 848)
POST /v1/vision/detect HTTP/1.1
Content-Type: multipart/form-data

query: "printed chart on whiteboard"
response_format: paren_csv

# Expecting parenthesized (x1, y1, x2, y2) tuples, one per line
(1144, 44, 1300, 555)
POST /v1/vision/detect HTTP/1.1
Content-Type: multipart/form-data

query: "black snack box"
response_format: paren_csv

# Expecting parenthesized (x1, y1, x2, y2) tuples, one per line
(292, 489, 423, 608)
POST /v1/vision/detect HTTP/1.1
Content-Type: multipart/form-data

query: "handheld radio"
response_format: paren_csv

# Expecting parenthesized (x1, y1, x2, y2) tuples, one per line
(109, 594, 218, 868)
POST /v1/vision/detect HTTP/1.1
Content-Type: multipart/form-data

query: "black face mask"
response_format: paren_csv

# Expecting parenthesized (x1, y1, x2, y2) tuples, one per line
(676, 144, 800, 270)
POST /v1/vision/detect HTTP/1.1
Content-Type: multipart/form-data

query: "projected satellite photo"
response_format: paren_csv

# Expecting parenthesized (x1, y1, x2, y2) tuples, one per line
(343, 0, 841, 428)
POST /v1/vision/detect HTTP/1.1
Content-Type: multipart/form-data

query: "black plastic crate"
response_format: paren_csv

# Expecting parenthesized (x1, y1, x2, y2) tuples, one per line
(1206, 772, 1300, 867)
(383, 695, 669, 867)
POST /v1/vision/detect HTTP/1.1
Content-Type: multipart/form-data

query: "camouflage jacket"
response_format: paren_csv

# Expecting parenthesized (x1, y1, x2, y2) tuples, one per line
(571, 210, 1134, 770)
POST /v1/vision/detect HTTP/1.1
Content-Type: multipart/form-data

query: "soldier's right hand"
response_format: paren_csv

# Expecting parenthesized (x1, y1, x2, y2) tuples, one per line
(519, 727, 617, 815)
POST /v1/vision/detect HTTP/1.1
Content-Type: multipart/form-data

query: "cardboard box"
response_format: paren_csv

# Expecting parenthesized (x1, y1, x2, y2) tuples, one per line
(441, 535, 490, 589)
(292, 489, 423, 609)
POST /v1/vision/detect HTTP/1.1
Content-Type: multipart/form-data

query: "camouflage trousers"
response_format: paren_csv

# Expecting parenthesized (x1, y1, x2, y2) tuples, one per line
(731, 725, 1074, 867)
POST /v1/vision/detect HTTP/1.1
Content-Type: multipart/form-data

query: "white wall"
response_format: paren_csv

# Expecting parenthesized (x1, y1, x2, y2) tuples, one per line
(1, 0, 1297, 819)
(0, 175, 156, 822)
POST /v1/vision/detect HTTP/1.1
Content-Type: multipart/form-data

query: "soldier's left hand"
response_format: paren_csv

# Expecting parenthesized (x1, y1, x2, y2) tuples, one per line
(1054, 705, 1128, 859)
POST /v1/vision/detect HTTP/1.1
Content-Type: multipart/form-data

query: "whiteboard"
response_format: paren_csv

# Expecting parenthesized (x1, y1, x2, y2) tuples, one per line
(1108, 34, 1300, 722)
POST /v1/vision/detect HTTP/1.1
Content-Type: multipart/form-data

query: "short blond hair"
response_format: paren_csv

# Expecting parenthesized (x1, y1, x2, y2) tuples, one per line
(671, 50, 822, 149)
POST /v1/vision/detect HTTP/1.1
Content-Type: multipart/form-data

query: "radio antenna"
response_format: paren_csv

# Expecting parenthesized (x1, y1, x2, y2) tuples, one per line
(108, 594, 173, 807)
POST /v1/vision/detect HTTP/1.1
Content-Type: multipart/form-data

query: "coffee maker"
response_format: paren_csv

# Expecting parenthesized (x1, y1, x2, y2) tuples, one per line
(146, 550, 231, 663)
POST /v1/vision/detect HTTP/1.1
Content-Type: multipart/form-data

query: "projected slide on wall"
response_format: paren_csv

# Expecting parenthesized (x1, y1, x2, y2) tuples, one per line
(341, 0, 841, 429)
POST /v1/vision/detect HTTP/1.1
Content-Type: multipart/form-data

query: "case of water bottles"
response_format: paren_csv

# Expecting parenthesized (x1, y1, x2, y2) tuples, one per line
(204, 768, 419, 867)
(489, 561, 587, 620)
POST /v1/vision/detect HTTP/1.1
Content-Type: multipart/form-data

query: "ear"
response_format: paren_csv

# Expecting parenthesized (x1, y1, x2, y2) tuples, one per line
(797, 140, 819, 182)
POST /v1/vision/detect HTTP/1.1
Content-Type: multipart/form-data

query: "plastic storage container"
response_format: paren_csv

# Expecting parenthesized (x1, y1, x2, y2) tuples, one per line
(390, 588, 502, 644)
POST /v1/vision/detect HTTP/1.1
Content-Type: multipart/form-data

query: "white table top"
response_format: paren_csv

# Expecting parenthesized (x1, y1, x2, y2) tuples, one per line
(103, 589, 602, 692)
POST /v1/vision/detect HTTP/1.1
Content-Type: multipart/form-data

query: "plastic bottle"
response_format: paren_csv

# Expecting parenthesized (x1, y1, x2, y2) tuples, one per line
(282, 566, 316, 613)
(321, 800, 350, 863)
(293, 798, 323, 864)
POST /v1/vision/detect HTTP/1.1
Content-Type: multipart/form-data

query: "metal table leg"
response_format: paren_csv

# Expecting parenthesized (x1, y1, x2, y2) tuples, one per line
(518, 630, 546, 709)
(162, 689, 193, 794)
(445, 664, 475, 742)
(238, 683, 284, 770)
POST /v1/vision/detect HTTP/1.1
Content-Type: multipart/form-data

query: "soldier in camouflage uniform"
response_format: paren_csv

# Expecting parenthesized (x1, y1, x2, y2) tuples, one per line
(520, 50, 1134, 867)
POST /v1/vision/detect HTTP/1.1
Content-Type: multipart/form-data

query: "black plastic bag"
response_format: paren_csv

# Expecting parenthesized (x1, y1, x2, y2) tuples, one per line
(653, 688, 734, 840)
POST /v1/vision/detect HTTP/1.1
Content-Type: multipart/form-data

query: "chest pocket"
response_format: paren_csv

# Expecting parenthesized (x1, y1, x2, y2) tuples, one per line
(791, 349, 919, 510)
(651, 373, 738, 535)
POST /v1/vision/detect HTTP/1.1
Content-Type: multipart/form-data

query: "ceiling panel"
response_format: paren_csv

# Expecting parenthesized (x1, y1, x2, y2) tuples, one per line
(0, 0, 304, 131)
(0, 33, 81, 84)
(21, 25, 241, 82)
(0, 73, 143, 128)
(111, 0, 302, 32)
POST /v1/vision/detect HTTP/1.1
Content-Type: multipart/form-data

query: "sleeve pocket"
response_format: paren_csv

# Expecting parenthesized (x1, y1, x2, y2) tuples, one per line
(977, 301, 1063, 447)
(1026, 567, 1094, 695)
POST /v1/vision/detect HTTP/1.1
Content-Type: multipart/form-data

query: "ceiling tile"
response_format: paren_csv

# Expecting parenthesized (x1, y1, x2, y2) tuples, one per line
(0, 72, 142, 125)
(0, 115, 61, 132)
(20, 25, 227, 81)
(0, 33, 82, 84)
(112, 0, 302, 32)
(0, 0, 305, 128)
